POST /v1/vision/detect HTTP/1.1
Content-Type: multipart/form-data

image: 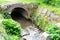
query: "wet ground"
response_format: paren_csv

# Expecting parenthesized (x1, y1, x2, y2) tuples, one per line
(11, 14, 33, 29)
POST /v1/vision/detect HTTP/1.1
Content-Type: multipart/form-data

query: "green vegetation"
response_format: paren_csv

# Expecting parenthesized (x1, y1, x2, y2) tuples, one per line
(0, 13, 21, 40)
(1, 19, 22, 40)
(37, 0, 60, 16)
(8, 35, 20, 40)
(47, 24, 60, 40)
(2, 19, 22, 37)
(3, 13, 11, 19)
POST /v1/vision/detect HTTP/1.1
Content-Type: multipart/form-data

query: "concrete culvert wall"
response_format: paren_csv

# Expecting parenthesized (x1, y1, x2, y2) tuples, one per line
(11, 7, 32, 29)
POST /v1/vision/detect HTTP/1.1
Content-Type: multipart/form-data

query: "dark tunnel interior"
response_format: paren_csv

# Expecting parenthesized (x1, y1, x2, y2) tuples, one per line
(11, 8, 27, 21)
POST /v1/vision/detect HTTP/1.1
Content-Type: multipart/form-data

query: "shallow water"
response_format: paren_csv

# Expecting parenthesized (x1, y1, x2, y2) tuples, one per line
(12, 15, 33, 29)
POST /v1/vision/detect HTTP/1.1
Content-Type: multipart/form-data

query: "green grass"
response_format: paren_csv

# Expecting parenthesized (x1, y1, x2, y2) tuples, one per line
(0, 0, 37, 4)
(8, 35, 20, 40)
(40, 4, 60, 16)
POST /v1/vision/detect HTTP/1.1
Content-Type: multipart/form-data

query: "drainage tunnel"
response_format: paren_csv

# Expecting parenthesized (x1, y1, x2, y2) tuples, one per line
(11, 8, 32, 29)
(11, 8, 28, 20)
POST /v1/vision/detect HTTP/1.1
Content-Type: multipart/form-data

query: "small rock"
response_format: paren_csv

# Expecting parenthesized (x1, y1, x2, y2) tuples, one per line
(56, 23, 60, 29)
(40, 32, 50, 40)
(0, 19, 2, 23)
(50, 13, 60, 20)
(41, 8, 47, 17)
(42, 8, 47, 14)
(46, 10, 50, 17)
(50, 13, 55, 19)
(41, 13, 45, 17)
(54, 15, 59, 20)
(38, 6, 42, 13)
(21, 29, 30, 37)
(1, 4, 7, 10)
(58, 17, 60, 20)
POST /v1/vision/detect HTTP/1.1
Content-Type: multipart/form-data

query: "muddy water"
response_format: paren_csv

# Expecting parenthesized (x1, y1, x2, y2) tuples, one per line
(12, 15, 33, 29)
(17, 19, 33, 29)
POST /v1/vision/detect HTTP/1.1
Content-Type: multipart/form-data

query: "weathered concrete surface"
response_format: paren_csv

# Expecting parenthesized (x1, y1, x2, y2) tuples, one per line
(21, 25, 51, 40)
(0, 3, 38, 19)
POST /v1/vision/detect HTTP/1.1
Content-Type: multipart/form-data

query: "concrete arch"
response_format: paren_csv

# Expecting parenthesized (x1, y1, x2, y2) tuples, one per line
(8, 3, 30, 19)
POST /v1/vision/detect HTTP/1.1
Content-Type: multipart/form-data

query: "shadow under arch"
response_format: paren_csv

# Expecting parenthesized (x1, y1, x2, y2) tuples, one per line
(11, 7, 32, 29)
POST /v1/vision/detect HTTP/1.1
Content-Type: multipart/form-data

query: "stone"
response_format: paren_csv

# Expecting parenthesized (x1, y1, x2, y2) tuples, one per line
(40, 32, 50, 40)
(50, 13, 55, 19)
(0, 34, 3, 39)
(48, 19, 54, 23)
(53, 15, 60, 20)
(0, 19, 2, 23)
(1, 4, 7, 10)
(41, 8, 47, 17)
(58, 17, 60, 21)
(21, 29, 30, 37)
(46, 10, 50, 17)
(50, 13, 60, 21)
(37, 6, 42, 13)
(41, 8, 47, 14)
(56, 23, 60, 29)
(22, 25, 41, 40)
(41, 13, 45, 17)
